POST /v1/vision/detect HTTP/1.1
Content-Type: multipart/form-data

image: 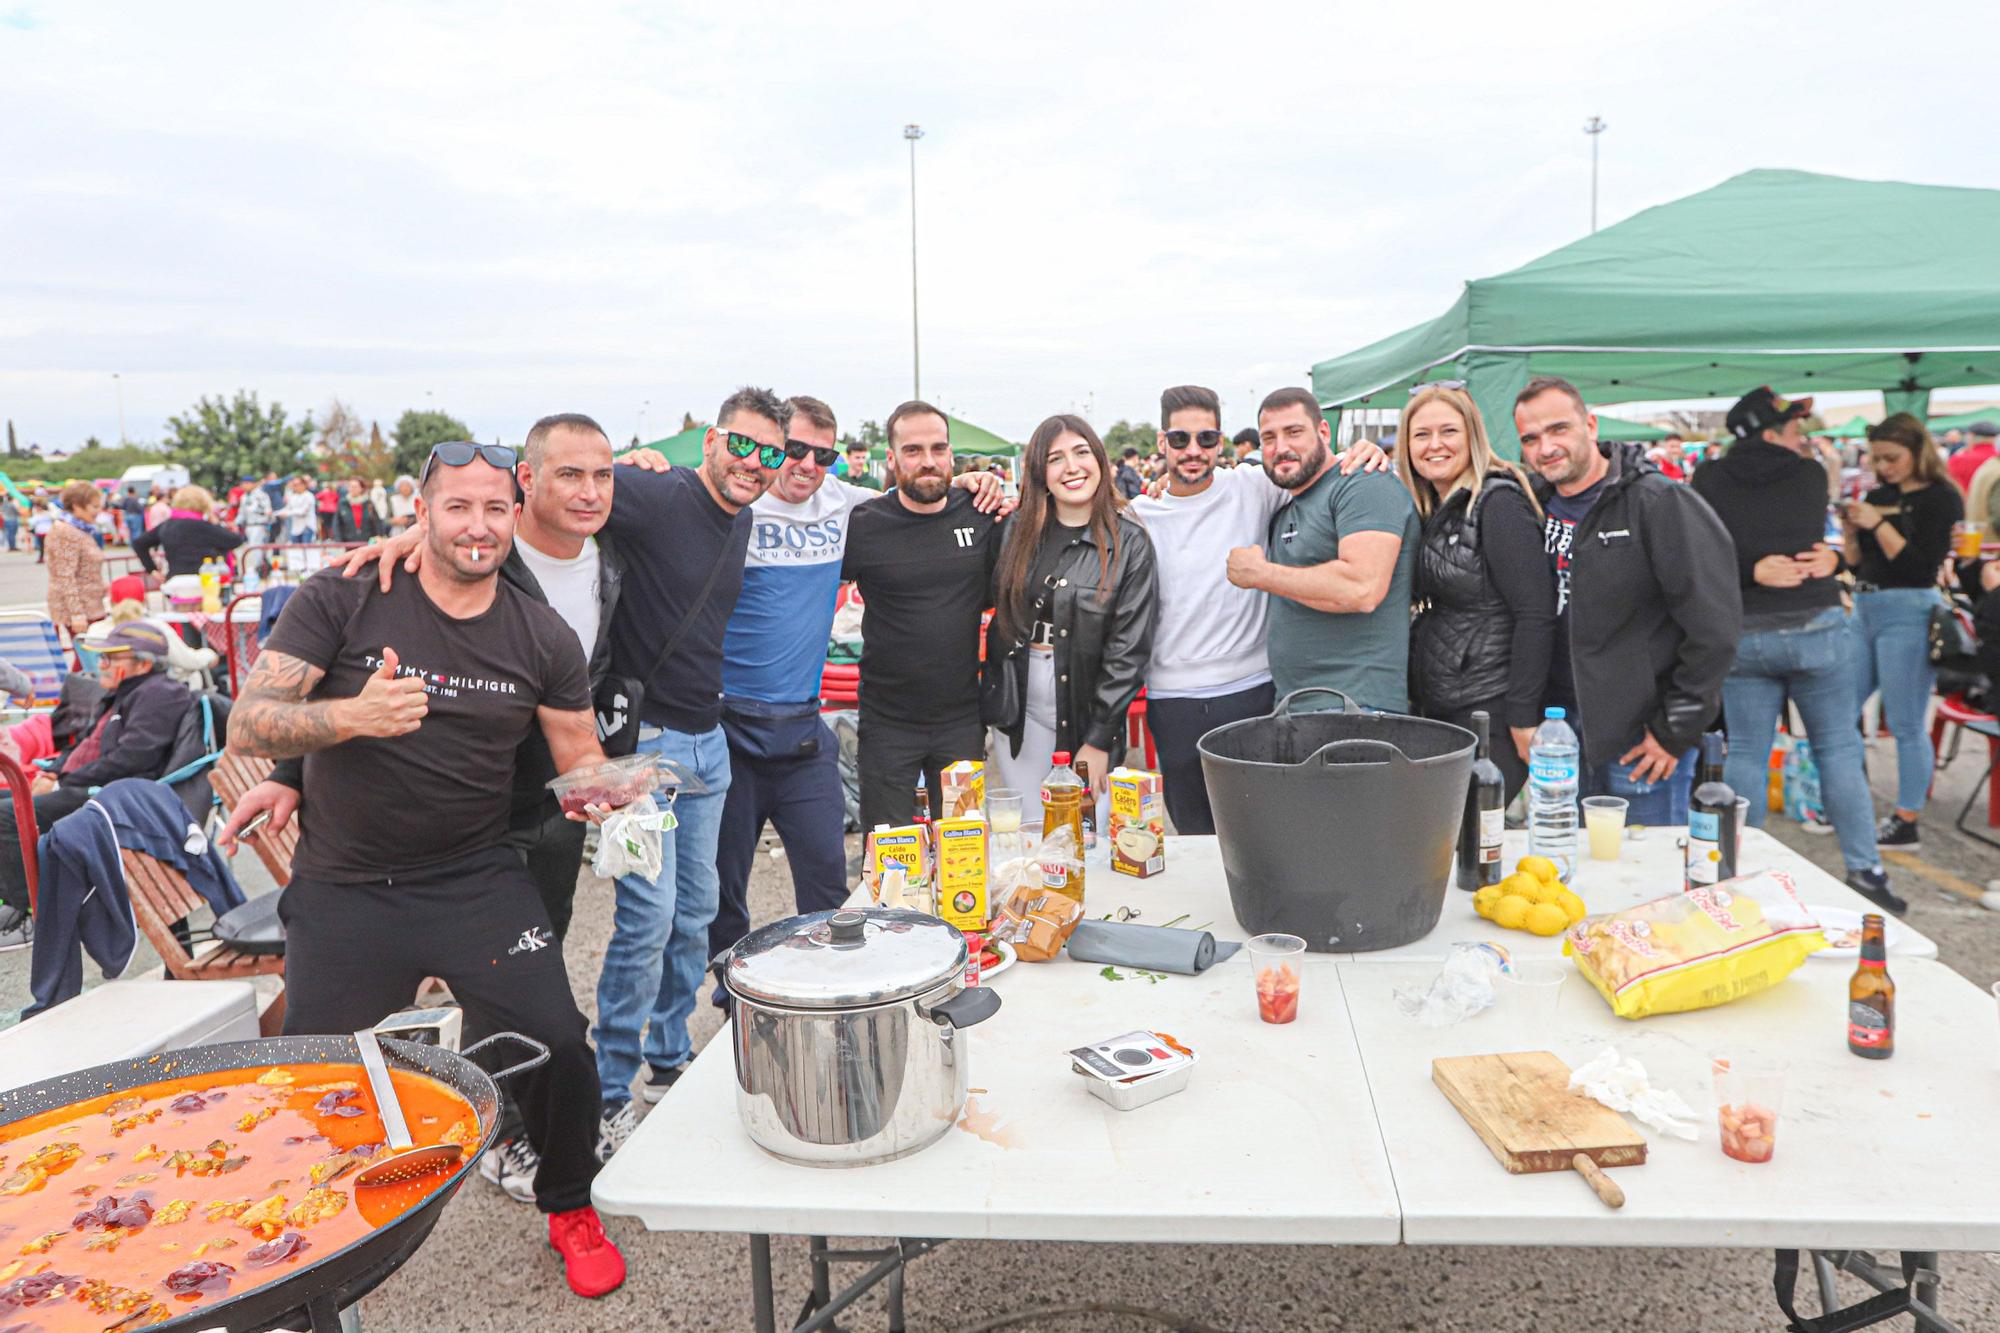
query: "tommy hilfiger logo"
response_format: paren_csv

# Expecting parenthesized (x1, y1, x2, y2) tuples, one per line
(508, 927, 553, 956)
(363, 654, 520, 699)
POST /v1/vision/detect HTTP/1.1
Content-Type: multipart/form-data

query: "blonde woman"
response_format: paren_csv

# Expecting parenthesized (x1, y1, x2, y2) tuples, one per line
(131, 484, 245, 578)
(1843, 413, 1964, 849)
(45, 480, 108, 640)
(1395, 385, 1554, 799)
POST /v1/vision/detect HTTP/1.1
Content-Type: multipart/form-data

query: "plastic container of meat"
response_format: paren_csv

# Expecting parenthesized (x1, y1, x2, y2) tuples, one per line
(545, 753, 703, 817)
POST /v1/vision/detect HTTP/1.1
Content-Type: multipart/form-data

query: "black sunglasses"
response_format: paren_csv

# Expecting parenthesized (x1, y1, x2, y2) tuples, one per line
(421, 441, 518, 483)
(723, 431, 786, 470)
(1163, 429, 1224, 450)
(785, 439, 840, 467)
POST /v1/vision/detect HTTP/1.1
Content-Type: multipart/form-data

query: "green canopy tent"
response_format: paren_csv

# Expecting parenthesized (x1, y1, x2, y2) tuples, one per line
(1310, 169, 2000, 458)
(632, 422, 711, 467)
(1927, 407, 2000, 434)
(1823, 415, 1874, 439)
(1591, 413, 1668, 443)
(868, 413, 1017, 459)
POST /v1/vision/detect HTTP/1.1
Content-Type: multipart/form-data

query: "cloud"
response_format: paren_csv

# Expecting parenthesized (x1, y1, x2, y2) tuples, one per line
(0, 0, 1991, 446)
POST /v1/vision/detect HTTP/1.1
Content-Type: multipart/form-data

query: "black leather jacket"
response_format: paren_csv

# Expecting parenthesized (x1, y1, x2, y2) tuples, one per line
(982, 514, 1158, 757)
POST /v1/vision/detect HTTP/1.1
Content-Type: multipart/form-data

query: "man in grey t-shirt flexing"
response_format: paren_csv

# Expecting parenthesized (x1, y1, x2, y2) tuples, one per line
(1225, 388, 1418, 712)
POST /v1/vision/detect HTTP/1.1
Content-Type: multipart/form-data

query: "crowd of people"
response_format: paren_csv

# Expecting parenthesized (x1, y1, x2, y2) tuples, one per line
(2, 380, 1996, 1302)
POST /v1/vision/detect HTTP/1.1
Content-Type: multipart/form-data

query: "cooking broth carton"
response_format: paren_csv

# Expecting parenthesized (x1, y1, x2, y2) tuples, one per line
(934, 814, 989, 931)
(1108, 767, 1166, 878)
(865, 823, 930, 907)
(939, 759, 985, 820)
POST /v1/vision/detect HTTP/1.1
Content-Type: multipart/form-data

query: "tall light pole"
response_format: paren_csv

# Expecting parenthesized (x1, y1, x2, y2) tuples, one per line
(112, 373, 126, 445)
(1583, 115, 1607, 233)
(904, 123, 924, 399)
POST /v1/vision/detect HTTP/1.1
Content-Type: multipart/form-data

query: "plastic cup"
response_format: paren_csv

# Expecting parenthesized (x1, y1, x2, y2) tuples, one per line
(1501, 961, 1566, 1027)
(986, 789, 1024, 834)
(1247, 934, 1306, 1025)
(1582, 796, 1627, 861)
(1711, 1056, 1787, 1163)
(1733, 795, 1751, 865)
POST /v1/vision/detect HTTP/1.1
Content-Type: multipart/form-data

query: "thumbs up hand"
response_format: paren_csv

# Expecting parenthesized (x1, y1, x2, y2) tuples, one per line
(337, 646, 429, 739)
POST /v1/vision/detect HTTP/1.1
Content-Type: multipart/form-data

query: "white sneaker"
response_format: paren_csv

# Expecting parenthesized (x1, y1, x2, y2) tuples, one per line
(477, 1138, 538, 1205)
(0, 907, 30, 953)
(1798, 812, 1835, 835)
(596, 1101, 641, 1164)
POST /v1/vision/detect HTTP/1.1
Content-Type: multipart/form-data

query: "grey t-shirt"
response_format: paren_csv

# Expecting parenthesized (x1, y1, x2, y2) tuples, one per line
(1264, 465, 1419, 712)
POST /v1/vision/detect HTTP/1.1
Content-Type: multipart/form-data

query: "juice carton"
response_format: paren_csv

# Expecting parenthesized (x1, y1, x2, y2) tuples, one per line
(1108, 767, 1166, 878)
(939, 760, 985, 820)
(865, 822, 931, 907)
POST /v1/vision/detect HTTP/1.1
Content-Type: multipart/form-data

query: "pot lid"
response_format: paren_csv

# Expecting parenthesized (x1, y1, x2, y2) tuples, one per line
(723, 908, 968, 1009)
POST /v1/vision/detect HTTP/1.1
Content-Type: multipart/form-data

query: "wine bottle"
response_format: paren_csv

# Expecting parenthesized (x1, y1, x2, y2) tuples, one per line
(1457, 710, 1505, 890)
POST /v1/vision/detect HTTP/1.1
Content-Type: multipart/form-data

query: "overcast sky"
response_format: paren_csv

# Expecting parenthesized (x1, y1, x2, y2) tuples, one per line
(3, 0, 1993, 449)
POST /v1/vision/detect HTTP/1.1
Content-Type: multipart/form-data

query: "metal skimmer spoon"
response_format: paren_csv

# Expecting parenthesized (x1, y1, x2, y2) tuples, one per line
(352, 1029, 463, 1187)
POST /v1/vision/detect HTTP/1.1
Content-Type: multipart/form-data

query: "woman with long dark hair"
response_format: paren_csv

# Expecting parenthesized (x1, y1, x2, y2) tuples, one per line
(1396, 386, 1554, 800)
(982, 415, 1157, 800)
(1843, 412, 1964, 849)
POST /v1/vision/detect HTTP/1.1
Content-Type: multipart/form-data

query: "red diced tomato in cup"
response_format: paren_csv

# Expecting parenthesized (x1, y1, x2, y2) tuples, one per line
(1717, 1102, 1778, 1163)
(1255, 964, 1300, 1025)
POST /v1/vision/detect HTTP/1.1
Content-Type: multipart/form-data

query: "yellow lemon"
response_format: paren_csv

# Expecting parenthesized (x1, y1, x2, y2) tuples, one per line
(1525, 902, 1570, 937)
(1500, 871, 1543, 902)
(1491, 894, 1534, 931)
(1556, 889, 1587, 925)
(1472, 886, 1504, 920)
(1527, 878, 1568, 906)
(1517, 855, 1561, 884)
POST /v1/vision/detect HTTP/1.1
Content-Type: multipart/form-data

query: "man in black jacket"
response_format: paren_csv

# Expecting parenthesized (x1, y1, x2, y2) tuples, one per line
(1515, 376, 1741, 825)
(0, 621, 192, 944)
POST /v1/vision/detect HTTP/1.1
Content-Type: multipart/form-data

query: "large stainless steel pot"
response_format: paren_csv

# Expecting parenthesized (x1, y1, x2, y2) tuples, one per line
(718, 907, 1002, 1167)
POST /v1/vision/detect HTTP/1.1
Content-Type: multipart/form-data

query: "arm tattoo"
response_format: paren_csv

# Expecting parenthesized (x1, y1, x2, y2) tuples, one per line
(228, 650, 340, 759)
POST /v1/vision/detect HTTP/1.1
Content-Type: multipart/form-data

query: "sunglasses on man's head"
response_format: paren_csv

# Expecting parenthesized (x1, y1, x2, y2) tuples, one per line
(421, 441, 519, 483)
(723, 431, 786, 470)
(1163, 429, 1224, 450)
(784, 440, 840, 467)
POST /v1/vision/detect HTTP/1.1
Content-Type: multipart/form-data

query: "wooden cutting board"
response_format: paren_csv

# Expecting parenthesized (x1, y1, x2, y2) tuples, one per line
(1433, 1051, 1646, 1207)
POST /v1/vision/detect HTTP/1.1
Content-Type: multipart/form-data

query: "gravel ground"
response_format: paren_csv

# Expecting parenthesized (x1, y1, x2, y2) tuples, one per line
(0, 539, 1994, 1331)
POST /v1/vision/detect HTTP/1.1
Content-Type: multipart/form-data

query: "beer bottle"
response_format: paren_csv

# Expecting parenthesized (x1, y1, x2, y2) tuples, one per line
(1457, 710, 1505, 890)
(1685, 731, 1737, 889)
(1847, 913, 1894, 1059)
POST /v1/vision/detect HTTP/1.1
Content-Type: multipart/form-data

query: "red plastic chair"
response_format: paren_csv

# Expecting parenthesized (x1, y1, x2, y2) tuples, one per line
(1930, 693, 2000, 846)
(0, 749, 42, 911)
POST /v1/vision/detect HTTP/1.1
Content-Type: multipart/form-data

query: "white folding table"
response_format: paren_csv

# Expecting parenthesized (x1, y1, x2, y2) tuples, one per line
(595, 830, 1976, 1333)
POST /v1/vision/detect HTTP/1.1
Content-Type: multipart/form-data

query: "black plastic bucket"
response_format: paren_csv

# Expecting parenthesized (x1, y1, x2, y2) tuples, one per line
(1198, 687, 1475, 952)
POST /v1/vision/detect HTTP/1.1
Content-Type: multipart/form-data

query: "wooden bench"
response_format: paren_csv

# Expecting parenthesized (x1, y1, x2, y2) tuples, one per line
(211, 748, 295, 886)
(120, 847, 287, 1036)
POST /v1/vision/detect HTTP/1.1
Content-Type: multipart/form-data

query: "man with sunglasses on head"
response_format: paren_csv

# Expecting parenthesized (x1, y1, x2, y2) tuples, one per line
(220, 439, 628, 1299)
(690, 397, 1008, 991)
(1130, 386, 1387, 834)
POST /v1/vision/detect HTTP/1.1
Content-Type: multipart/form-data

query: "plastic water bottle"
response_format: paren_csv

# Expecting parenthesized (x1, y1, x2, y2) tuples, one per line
(1527, 706, 1580, 879)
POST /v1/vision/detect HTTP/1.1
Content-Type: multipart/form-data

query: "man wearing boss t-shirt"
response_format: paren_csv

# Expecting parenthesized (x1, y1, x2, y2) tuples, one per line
(842, 400, 1006, 826)
(222, 444, 627, 1298)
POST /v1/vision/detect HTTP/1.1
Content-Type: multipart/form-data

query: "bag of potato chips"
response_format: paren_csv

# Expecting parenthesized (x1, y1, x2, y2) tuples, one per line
(1563, 869, 1826, 1019)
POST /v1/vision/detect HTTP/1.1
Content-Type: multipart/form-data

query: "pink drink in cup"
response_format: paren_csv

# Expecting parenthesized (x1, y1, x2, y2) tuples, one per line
(1247, 934, 1305, 1024)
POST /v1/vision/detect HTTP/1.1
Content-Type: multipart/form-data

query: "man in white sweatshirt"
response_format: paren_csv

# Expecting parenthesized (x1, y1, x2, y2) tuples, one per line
(1129, 386, 1384, 832)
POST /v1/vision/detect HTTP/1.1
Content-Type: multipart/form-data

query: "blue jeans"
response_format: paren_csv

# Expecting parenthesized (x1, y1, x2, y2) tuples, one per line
(1852, 587, 1941, 813)
(1582, 746, 1698, 825)
(1722, 608, 1878, 873)
(593, 724, 731, 1107)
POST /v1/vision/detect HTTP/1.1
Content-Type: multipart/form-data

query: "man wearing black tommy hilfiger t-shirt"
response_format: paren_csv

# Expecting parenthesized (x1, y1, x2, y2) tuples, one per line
(841, 401, 1005, 826)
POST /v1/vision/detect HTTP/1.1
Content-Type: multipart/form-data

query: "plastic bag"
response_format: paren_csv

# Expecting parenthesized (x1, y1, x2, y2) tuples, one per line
(590, 795, 678, 881)
(1393, 941, 1513, 1026)
(988, 826, 1085, 962)
(1563, 869, 1826, 1019)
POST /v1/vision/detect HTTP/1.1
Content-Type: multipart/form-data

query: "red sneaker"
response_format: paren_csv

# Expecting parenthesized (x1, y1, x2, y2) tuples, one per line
(547, 1205, 626, 1298)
